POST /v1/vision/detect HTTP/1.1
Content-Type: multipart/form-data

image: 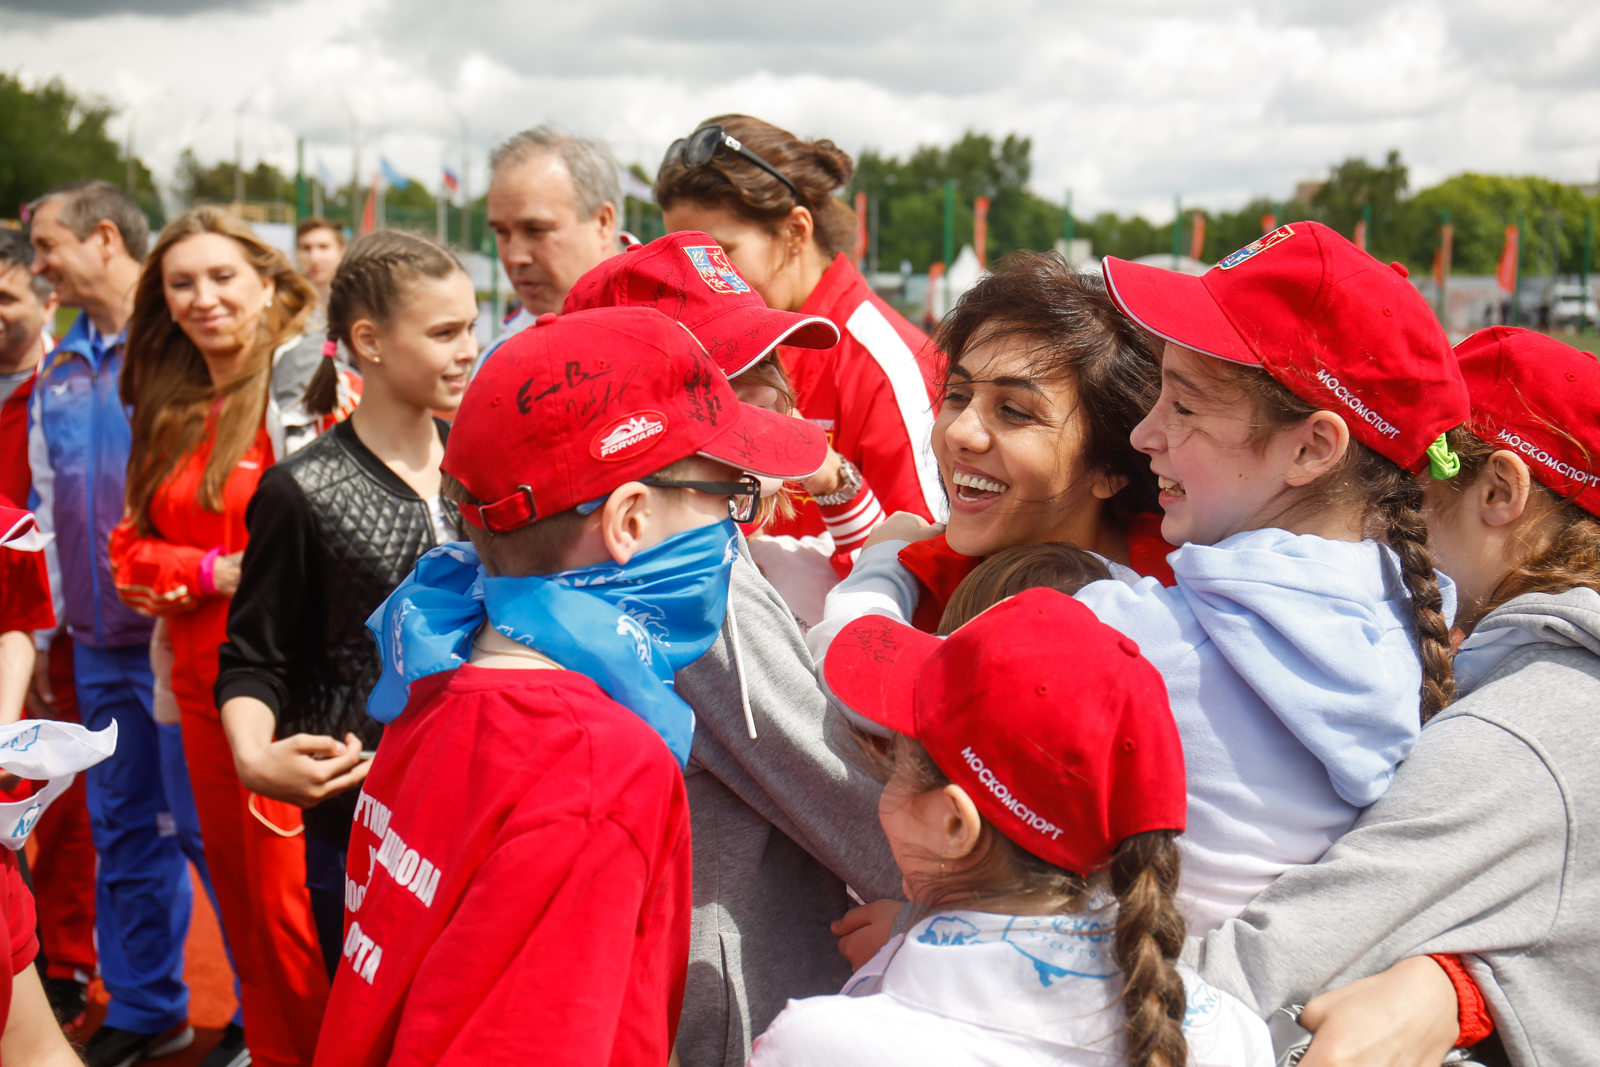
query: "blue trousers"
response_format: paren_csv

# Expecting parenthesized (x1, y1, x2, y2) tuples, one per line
(75, 641, 190, 1034)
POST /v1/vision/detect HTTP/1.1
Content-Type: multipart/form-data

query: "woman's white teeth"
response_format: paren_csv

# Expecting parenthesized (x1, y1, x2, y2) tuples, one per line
(1158, 476, 1185, 496)
(952, 470, 1010, 494)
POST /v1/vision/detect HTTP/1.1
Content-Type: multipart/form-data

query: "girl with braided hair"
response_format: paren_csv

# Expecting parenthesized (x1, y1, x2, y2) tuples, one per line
(752, 588, 1269, 1067)
(215, 230, 476, 980)
(820, 222, 1468, 957)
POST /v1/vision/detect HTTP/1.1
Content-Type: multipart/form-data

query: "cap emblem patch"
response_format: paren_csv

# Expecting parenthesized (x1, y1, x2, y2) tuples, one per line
(1217, 225, 1296, 271)
(592, 410, 669, 461)
(683, 245, 750, 295)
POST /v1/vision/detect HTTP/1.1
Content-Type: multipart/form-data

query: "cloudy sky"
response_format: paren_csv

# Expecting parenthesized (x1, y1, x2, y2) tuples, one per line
(3, 0, 1597, 220)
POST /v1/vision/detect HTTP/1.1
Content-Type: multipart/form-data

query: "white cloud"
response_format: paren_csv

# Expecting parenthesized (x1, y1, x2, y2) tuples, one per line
(1, 0, 1595, 220)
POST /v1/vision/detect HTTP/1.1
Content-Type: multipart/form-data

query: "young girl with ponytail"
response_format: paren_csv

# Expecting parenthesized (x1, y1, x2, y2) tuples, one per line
(753, 588, 1269, 1067)
(821, 222, 1469, 949)
(215, 230, 476, 978)
(1194, 327, 1600, 1067)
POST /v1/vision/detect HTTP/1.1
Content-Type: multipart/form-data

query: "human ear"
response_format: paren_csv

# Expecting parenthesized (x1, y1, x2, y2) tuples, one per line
(93, 220, 121, 261)
(1285, 411, 1351, 486)
(1090, 469, 1129, 501)
(347, 319, 383, 364)
(1477, 450, 1534, 528)
(784, 206, 814, 257)
(593, 200, 618, 241)
(599, 482, 653, 565)
(940, 784, 985, 862)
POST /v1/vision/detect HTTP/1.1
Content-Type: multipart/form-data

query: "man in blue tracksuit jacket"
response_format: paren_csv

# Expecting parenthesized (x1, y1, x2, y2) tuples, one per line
(27, 181, 220, 1065)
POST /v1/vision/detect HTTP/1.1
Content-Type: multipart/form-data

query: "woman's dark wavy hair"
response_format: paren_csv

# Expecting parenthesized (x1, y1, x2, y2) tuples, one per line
(936, 251, 1163, 522)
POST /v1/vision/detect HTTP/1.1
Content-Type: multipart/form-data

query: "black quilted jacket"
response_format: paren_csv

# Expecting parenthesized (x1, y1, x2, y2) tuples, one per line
(215, 418, 457, 845)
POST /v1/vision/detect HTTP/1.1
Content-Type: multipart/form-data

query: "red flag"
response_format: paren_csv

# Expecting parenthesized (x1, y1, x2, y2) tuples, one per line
(1190, 212, 1207, 262)
(1260, 213, 1277, 234)
(359, 174, 378, 235)
(854, 191, 868, 268)
(1495, 225, 1519, 293)
(1353, 219, 1368, 252)
(973, 196, 990, 270)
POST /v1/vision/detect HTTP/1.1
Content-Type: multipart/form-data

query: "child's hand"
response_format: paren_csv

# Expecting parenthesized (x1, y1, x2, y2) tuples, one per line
(831, 899, 905, 970)
(863, 512, 944, 552)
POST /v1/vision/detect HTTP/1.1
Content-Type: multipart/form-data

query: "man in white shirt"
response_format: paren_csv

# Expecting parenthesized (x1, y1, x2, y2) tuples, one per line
(476, 126, 624, 370)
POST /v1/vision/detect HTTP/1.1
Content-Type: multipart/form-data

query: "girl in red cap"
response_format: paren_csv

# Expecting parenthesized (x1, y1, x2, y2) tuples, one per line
(822, 222, 1468, 944)
(1192, 327, 1600, 1067)
(755, 588, 1269, 1067)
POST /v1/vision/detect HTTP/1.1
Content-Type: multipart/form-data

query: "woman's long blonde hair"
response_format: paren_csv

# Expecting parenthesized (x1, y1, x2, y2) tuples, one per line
(121, 207, 314, 532)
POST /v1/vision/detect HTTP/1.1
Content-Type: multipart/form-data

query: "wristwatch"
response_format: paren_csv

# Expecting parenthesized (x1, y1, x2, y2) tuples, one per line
(812, 456, 864, 506)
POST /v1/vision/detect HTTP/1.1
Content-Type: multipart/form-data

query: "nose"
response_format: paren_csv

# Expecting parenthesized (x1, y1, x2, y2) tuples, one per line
(943, 403, 990, 454)
(1129, 403, 1163, 457)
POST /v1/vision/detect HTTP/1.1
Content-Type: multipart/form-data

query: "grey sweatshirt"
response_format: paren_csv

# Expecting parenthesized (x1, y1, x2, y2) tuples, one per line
(673, 537, 904, 1067)
(1189, 588, 1600, 1067)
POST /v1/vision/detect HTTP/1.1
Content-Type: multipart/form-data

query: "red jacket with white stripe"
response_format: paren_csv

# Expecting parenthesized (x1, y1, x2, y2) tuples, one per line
(766, 255, 944, 569)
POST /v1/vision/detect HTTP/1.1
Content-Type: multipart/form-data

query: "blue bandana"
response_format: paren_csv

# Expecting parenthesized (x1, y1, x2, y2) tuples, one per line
(365, 519, 740, 766)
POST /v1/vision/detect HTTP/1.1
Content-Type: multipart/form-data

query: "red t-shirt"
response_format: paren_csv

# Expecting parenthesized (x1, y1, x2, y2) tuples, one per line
(0, 848, 41, 1031)
(314, 666, 692, 1067)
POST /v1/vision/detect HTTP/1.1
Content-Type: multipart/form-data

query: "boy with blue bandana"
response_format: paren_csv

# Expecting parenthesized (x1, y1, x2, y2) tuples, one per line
(313, 306, 830, 1067)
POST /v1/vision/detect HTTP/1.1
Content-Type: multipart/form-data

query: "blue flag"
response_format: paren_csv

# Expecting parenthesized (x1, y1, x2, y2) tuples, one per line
(379, 157, 411, 191)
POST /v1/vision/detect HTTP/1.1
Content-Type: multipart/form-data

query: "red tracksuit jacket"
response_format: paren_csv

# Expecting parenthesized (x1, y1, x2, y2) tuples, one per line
(314, 665, 693, 1067)
(767, 255, 945, 562)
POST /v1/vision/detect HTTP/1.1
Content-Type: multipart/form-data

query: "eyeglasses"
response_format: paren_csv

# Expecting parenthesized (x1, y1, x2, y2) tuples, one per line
(639, 475, 762, 524)
(663, 125, 803, 202)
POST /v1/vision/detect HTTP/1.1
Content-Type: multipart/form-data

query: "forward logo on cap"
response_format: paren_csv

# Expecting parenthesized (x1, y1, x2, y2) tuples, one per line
(591, 411, 669, 461)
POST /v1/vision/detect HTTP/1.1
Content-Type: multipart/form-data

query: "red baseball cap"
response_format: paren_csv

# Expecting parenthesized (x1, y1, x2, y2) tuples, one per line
(1453, 326, 1600, 517)
(563, 231, 840, 377)
(444, 306, 828, 531)
(824, 588, 1186, 876)
(1102, 221, 1470, 473)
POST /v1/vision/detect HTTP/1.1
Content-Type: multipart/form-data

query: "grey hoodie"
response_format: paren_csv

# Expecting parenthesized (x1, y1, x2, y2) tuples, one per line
(1189, 587, 1600, 1067)
(673, 537, 903, 1067)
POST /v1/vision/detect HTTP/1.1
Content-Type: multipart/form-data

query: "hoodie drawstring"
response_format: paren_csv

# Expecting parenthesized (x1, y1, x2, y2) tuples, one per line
(726, 595, 757, 739)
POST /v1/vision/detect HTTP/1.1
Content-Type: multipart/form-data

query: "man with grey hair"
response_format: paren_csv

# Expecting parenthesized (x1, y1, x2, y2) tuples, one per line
(476, 125, 624, 368)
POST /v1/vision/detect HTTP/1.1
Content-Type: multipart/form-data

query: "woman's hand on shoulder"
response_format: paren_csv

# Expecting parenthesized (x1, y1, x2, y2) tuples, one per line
(863, 512, 944, 552)
(1298, 955, 1459, 1067)
(832, 898, 905, 970)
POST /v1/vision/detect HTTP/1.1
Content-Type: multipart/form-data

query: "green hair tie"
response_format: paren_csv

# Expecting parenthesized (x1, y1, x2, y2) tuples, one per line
(1427, 433, 1460, 480)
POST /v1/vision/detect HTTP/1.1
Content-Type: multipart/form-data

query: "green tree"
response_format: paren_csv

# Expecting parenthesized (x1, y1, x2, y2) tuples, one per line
(1407, 174, 1597, 276)
(850, 132, 1064, 271)
(1309, 150, 1411, 263)
(176, 149, 293, 205)
(0, 73, 161, 225)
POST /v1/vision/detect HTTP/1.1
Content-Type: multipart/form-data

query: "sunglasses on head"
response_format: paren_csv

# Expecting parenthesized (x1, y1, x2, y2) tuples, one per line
(663, 125, 802, 202)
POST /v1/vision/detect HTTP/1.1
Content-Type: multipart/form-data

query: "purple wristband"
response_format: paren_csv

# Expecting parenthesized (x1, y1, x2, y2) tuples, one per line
(198, 546, 224, 596)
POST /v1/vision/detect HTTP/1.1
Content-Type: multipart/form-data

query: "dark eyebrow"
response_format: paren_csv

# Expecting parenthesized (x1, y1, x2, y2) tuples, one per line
(946, 364, 1046, 397)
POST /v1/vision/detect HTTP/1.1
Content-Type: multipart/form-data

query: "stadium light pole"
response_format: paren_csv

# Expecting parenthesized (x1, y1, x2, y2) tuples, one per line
(1172, 195, 1183, 270)
(1582, 213, 1594, 334)
(943, 178, 955, 267)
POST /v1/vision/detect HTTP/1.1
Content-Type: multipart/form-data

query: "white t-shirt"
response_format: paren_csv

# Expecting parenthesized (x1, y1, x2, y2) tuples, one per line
(750, 908, 1272, 1067)
(428, 495, 456, 546)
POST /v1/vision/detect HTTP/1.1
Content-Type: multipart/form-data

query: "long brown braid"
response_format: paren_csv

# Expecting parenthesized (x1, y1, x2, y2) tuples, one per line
(1109, 831, 1189, 1067)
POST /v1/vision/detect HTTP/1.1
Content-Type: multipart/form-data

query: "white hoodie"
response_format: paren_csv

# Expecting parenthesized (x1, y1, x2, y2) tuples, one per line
(813, 529, 1451, 933)
(749, 909, 1271, 1067)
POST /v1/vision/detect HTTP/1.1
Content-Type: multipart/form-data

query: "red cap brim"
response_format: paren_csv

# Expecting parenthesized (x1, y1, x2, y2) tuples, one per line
(1102, 256, 1259, 365)
(822, 614, 942, 737)
(697, 401, 830, 479)
(698, 305, 841, 377)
